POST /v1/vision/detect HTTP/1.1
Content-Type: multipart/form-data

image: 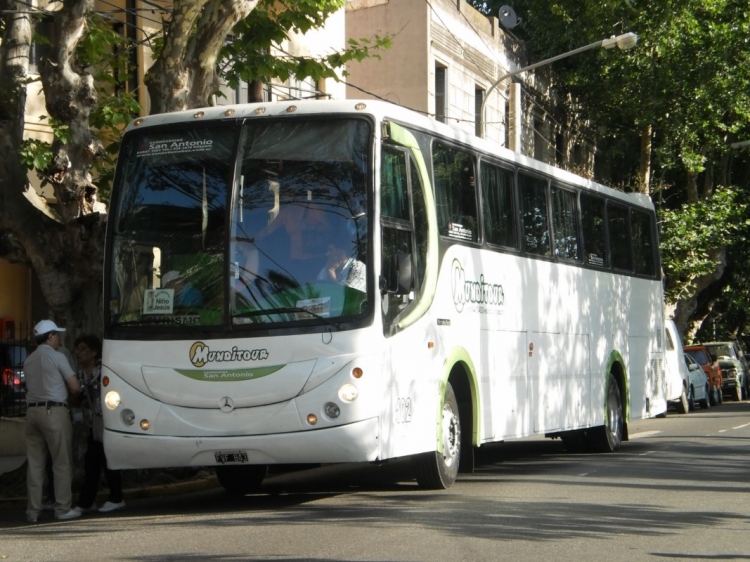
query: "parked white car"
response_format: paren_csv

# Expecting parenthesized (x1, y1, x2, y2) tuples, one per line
(684, 352, 710, 410)
(664, 320, 690, 414)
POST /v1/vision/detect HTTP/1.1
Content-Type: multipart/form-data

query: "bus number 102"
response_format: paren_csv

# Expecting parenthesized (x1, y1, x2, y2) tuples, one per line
(395, 397, 413, 424)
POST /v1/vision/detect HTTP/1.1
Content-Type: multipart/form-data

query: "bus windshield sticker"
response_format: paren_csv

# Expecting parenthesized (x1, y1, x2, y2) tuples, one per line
(448, 222, 473, 241)
(136, 138, 214, 158)
(295, 297, 331, 318)
(143, 289, 175, 315)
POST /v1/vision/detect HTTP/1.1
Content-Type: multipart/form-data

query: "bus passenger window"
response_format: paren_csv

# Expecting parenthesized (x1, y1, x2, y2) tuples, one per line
(609, 204, 632, 272)
(432, 143, 478, 242)
(551, 185, 579, 260)
(632, 210, 657, 276)
(580, 194, 608, 268)
(481, 163, 516, 248)
(518, 172, 550, 257)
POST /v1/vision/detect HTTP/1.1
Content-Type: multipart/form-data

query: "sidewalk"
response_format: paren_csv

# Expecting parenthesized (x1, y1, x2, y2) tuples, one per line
(0, 417, 25, 476)
(0, 417, 219, 510)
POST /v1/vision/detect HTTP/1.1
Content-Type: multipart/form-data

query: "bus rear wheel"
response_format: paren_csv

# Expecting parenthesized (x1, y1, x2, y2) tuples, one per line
(215, 464, 268, 496)
(589, 373, 623, 453)
(414, 382, 461, 489)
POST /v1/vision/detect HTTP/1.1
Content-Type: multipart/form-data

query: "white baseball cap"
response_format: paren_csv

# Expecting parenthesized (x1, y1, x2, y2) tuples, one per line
(33, 319, 66, 336)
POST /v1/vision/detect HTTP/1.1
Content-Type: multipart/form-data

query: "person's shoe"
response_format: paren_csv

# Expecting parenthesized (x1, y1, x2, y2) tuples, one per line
(42, 500, 54, 511)
(55, 508, 81, 520)
(76, 505, 97, 514)
(98, 501, 125, 513)
(26, 513, 38, 523)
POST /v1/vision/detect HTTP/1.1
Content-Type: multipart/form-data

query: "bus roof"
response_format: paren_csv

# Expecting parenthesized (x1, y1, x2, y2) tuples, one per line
(125, 99, 654, 210)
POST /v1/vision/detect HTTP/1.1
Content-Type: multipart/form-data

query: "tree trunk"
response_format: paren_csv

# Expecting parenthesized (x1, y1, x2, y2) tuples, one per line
(145, 0, 260, 114)
(1, 0, 106, 342)
(638, 124, 652, 194)
(671, 247, 726, 342)
(686, 170, 699, 203)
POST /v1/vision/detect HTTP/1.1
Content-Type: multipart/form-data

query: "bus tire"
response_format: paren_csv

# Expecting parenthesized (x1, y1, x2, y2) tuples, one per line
(413, 382, 461, 489)
(215, 464, 268, 496)
(560, 429, 590, 453)
(589, 373, 623, 453)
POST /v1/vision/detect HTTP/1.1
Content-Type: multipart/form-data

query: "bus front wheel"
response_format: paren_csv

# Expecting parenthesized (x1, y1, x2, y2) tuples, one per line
(589, 373, 623, 453)
(413, 382, 461, 489)
(215, 464, 268, 496)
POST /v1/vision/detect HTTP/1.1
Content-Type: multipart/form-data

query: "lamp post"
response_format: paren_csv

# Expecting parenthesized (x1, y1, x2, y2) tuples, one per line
(730, 140, 750, 149)
(479, 32, 638, 139)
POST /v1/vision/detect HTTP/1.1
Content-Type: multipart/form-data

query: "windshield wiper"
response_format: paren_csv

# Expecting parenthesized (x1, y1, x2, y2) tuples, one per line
(234, 307, 343, 330)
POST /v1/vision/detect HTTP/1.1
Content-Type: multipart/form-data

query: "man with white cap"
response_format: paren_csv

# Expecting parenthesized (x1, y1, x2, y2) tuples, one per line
(24, 319, 81, 523)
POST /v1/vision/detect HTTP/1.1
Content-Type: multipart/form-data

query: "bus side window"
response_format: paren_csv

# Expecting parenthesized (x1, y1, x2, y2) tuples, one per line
(380, 146, 427, 329)
(631, 209, 657, 277)
(551, 184, 579, 261)
(608, 203, 632, 272)
(518, 172, 550, 257)
(433, 142, 478, 242)
(580, 193, 608, 268)
(481, 162, 516, 248)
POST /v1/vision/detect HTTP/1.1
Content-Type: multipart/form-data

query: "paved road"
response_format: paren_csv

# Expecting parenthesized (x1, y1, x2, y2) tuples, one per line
(2, 402, 750, 561)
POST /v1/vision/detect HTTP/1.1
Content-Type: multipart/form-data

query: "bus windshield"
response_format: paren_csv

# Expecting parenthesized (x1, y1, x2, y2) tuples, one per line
(108, 118, 371, 329)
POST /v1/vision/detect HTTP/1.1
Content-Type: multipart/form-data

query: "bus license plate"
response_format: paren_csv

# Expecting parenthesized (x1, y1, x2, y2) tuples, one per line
(214, 451, 248, 464)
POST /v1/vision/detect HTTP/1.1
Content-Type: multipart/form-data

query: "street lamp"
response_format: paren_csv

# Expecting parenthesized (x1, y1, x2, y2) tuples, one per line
(730, 140, 750, 149)
(479, 32, 639, 138)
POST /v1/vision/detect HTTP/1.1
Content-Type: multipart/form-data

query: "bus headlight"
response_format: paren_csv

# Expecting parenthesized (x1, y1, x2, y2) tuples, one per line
(104, 391, 121, 410)
(338, 383, 359, 403)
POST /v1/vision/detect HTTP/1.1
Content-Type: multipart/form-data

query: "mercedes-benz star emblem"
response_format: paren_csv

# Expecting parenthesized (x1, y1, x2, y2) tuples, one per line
(219, 397, 235, 412)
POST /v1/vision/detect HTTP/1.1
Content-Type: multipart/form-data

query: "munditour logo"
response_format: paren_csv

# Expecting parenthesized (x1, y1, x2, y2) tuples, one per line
(451, 258, 505, 313)
(189, 341, 269, 368)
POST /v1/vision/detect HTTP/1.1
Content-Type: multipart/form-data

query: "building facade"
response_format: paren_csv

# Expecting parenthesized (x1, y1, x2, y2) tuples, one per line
(345, 0, 595, 170)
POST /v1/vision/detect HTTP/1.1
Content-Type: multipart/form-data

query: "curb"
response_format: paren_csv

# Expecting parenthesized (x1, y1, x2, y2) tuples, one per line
(0, 475, 220, 511)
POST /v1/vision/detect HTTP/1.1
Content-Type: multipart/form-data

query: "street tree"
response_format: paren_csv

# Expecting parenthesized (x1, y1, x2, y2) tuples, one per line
(466, 0, 750, 338)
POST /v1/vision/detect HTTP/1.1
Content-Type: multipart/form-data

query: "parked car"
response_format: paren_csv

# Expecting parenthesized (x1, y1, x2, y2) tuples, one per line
(684, 352, 711, 410)
(684, 345, 723, 406)
(0, 341, 29, 409)
(664, 320, 690, 414)
(702, 341, 748, 401)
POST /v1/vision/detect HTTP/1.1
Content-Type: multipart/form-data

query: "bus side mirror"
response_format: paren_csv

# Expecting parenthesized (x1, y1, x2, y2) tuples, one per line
(381, 253, 413, 296)
(394, 253, 413, 295)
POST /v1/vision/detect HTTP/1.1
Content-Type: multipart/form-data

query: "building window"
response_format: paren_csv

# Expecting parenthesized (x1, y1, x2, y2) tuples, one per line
(29, 16, 54, 75)
(534, 118, 545, 161)
(475, 87, 485, 136)
(435, 65, 446, 123)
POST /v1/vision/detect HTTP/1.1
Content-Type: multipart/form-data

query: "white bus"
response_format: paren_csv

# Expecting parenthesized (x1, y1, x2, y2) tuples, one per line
(102, 99, 666, 491)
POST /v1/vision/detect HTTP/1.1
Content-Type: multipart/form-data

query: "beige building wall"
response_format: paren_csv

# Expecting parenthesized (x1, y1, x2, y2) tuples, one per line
(344, 0, 595, 171)
(346, 0, 430, 112)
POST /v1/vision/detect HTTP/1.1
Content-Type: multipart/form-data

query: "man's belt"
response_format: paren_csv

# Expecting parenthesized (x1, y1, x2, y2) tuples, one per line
(27, 401, 68, 408)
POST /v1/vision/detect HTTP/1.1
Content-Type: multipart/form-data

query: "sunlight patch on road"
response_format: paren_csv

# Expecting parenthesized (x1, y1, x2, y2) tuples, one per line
(628, 430, 662, 440)
(732, 422, 750, 430)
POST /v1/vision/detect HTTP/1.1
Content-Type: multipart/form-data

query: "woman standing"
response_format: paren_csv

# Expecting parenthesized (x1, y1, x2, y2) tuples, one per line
(74, 334, 125, 513)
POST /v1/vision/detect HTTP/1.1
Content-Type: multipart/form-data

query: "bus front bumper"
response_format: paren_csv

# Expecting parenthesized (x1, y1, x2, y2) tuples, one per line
(103, 417, 380, 470)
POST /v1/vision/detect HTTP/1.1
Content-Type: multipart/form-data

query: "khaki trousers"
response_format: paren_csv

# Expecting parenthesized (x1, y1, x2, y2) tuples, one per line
(25, 405, 73, 518)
